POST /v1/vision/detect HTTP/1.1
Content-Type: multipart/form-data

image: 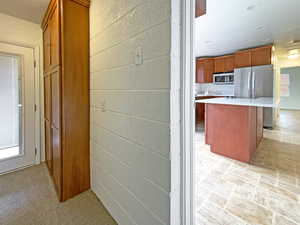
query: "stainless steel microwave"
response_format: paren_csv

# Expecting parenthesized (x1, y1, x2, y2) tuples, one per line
(213, 73, 234, 85)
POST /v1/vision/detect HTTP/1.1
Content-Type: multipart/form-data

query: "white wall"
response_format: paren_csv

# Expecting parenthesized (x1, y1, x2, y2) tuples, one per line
(0, 13, 42, 47)
(89, 0, 181, 225)
(0, 12, 44, 161)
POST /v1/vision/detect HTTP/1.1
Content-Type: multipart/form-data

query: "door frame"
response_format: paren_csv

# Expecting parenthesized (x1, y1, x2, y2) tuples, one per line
(0, 41, 41, 172)
(180, 0, 196, 225)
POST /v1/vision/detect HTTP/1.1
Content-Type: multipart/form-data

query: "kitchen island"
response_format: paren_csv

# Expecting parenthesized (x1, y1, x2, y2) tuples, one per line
(195, 97, 275, 163)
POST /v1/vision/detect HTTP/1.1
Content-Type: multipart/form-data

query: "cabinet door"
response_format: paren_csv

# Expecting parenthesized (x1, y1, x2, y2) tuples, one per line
(256, 107, 263, 146)
(214, 57, 225, 73)
(196, 59, 205, 83)
(45, 120, 52, 173)
(204, 59, 214, 83)
(44, 75, 51, 122)
(195, 0, 206, 17)
(235, 50, 251, 68)
(251, 46, 272, 66)
(50, 5, 60, 67)
(43, 24, 51, 71)
(52, 127, 62, 198)
(51, 70, 61, 130)
(224, 55, 235, 72)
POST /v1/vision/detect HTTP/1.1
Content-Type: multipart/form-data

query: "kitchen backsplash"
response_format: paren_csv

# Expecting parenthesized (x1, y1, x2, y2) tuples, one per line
(195, 83, 235, 96)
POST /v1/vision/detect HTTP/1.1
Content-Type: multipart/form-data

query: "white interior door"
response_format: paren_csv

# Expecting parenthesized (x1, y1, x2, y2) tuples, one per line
(0, 42, 36, 174)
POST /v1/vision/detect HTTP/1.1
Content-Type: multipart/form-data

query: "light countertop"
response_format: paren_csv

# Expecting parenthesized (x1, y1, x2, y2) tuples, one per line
(195, 97, 276, 108)
(195, 94, 234, 97)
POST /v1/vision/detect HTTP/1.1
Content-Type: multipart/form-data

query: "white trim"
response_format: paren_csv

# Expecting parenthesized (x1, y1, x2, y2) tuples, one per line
(180, 0, 195, 225)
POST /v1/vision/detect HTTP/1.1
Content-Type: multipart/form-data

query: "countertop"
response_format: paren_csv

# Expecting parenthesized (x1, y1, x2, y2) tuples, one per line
(195, 97, 276, 108)
(195, 94, 234, 97)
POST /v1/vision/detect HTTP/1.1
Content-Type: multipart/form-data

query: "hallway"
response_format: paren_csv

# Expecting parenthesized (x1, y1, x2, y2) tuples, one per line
(0, 164, 116, 225)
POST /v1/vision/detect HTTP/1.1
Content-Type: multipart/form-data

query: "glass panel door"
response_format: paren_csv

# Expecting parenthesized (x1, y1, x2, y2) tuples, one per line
(0, 53, 23, 160)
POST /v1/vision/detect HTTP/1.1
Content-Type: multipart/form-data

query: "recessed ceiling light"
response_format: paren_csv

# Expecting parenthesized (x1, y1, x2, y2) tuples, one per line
(247, 5, 256, 11)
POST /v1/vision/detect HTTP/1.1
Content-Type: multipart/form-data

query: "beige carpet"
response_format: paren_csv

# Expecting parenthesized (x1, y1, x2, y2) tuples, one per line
(0, 164, 117, 225)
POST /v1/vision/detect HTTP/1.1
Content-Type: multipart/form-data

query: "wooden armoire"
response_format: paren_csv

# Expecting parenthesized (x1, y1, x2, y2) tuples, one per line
(42, 0, 90, 201)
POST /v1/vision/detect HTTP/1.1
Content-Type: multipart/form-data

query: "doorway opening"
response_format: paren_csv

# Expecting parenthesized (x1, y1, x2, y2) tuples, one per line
(187, 1, 300, 225)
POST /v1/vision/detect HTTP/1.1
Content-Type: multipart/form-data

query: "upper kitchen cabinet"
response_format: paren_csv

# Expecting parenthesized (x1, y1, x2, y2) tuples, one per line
(224, 55, 235, 72)
(214, 57, 225, 73)
(235, 45, 273, 68)
(251, 45, 272, 66)
(235, 50, 252, 68)
(214, 55, 235, 73)
(196, 58, 214, 83)
(196, 0, 206, 17)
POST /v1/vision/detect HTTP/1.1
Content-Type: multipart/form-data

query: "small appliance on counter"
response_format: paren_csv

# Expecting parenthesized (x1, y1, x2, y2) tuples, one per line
(213, 73, 234, 85)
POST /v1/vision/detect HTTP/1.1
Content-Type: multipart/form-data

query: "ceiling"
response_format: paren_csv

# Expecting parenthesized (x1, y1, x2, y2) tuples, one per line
(195, 0, 300, 58)
(0, 0, 50, 24)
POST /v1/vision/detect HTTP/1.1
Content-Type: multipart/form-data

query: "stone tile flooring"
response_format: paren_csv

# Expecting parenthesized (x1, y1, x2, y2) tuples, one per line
(0, 164, 117, 225)
(195, 132, 300, 225)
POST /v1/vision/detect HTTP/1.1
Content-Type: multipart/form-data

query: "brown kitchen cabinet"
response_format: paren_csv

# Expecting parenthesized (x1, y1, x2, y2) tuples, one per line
(235, 45, 272, 68)
(251, 45, 272, 66)
(195, 96, 218, 123)
(214, 57, 225, 73)
(196, 58, 214, 83)
(42, 0, 90, 201)
(214, 55, 235, 73)
(235, 50, 252, 68)
(196, 0, 206, 17)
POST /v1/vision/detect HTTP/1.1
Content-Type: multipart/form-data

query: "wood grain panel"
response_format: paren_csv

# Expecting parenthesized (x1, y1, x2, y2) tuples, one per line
(45, 120, 52, 173)
(251, 45, 272, 66)
(196, 0, 206, 17)
(51, 69, 61, 130)
(235, 50, 251, 68)
(52, 126, 62, 199)
(61, 0, 90, 201)
(224, 55, 235, 72)
(214, 57, 225, 73)
(44, 75, 51, 121)
(50, 4, 60, 67)
(43, 25, 51, 71)
(256, 107, 263, 146)
(205, 104, 258, 163)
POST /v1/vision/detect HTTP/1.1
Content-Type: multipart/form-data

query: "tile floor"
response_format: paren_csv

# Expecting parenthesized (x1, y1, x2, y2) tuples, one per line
(195, 131, 300, 225)
(275, 110, 300, 134)
(0, 164, 117, 225)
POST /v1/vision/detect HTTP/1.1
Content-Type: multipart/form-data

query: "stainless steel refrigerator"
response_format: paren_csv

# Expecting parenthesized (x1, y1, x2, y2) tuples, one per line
(234, 65, 274, 128)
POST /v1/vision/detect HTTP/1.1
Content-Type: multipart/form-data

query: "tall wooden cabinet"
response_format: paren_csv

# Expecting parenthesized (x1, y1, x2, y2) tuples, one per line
(42, 0, 90, 201)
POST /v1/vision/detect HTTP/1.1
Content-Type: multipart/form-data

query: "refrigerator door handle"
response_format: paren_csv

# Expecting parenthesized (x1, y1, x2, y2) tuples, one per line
(252, 72, 256, 98)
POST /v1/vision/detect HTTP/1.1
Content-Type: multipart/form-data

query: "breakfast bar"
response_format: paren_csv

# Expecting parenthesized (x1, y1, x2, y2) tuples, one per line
(196, 97, 275, 163)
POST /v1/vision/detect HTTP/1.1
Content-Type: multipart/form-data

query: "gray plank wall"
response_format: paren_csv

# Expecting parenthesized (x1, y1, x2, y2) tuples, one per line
(90, 0, 181, 224)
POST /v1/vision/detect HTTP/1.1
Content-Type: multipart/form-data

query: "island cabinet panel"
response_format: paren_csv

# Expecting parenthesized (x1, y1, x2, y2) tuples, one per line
(205, 104, 258, 163)
(196, 58, 214, 83)
(42, 0, 90, 202)
(256, 107, 264, 146)
(235, 50, 251, 68)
